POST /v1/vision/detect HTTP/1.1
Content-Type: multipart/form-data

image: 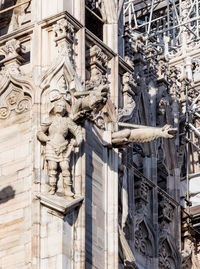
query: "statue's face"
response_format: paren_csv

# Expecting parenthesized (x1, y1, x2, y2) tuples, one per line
(8, 93, 17, 105)
(54, 101, 66, 115)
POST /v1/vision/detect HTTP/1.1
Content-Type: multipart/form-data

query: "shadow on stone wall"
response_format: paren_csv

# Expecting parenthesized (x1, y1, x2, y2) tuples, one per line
(0, 186, 15, 204)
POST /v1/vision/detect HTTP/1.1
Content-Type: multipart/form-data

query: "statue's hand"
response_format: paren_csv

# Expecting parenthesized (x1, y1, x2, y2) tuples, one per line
(161, 124, 177, 139)
(55, 142, 69, 155)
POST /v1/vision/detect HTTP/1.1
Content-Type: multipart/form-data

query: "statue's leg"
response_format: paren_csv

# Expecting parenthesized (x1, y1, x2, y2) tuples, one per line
(48, 161, 58, 195)
(60, 161, 74, 199)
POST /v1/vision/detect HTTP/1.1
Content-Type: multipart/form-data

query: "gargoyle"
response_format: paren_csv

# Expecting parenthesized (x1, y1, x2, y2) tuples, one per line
(72, 87, 108, 121)
(112, 124, 177, 147)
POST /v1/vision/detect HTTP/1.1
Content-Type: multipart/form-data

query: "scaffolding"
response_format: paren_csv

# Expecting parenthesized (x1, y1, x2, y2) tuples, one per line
(123, 0, 200, 233)
(123, 0, 200, 51)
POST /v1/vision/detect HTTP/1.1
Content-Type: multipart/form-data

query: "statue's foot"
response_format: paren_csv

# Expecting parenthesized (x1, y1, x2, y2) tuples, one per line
(49, 186, 56, 195)
(64, 189, 74, 200)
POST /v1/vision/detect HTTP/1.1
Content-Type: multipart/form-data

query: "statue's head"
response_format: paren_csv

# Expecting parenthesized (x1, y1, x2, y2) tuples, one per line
(54, 98, 67, 116)
(8, 92, 17, 105)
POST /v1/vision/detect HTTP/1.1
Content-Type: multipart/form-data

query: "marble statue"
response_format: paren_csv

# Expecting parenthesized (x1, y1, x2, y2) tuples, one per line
(37, 97, 83, 198)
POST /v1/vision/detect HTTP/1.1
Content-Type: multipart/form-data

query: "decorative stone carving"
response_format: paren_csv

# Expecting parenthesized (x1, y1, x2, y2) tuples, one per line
(134, 178, 149, 213)
(71, 88, 108, 122)
(37, 93, 83, 198)
(169, 66, 181, 101)
(134, 220, 153, 257)
(85, 45, 109, 127)
(124, 33, 146, 67)
(0, 38, 24, 75)
(0, 85, 31, 119)
(158, 238, 177, 269)
(144, 45, 158, 80)
(118, 72, 137, 122)
(111, 124, 177, 147)
(90, 110, 106, 129)
(86, 45, 109, 92)
(158, 196, 174, 231)
(157, 90, 170, 126)
(132, 35, 146, 54)
(53, 18, 75, 59)
(157, 55, 170, 82)
(39, 53, 109, 198)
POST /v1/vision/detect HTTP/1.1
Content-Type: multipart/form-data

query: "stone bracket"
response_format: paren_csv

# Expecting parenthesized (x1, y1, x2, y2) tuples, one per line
(36, 193, 84, 216)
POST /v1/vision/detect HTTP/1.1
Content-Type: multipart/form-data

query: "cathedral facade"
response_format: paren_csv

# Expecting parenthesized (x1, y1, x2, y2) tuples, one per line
(0, 1, 199, 268)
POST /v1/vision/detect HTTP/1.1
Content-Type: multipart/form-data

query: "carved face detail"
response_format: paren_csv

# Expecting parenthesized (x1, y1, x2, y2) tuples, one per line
(54, 99, 66, 115)
(7, 92, 17, 105)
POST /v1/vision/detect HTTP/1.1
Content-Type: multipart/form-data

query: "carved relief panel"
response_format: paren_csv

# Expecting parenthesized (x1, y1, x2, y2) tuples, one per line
(0, 85, 31, 120)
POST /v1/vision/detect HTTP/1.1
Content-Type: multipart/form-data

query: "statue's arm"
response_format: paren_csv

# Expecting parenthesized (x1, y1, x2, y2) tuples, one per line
(68, 119, 83, 146)
(37, 122, 51, 143)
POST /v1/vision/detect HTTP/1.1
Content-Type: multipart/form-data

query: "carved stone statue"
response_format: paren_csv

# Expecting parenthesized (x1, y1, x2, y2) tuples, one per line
(37, 97, 83, 198)
(112, 124, 177, 147)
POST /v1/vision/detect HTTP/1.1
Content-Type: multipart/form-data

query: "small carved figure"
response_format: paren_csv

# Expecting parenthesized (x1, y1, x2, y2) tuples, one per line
(7, 92, 17, 105)
(37, 98, 83, 198)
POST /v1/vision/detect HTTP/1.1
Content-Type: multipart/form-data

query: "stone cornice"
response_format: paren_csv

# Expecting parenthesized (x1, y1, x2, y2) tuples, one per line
(86, 29, 117, 59)
(119, 56, 134, 73)
(38, 11, 83, 31)
(0, 23, 34, 45)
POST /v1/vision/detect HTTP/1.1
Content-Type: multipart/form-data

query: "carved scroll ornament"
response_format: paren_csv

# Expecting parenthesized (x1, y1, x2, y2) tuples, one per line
(0, 88, 31, 119)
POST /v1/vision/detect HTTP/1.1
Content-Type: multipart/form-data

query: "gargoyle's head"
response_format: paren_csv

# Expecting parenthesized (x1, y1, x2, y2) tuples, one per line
(161, 124, 177, 139)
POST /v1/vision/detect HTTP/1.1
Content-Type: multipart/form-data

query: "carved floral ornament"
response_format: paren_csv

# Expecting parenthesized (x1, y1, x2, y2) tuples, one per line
(52, 18, 75, 59)
(0, 89, 31, 119)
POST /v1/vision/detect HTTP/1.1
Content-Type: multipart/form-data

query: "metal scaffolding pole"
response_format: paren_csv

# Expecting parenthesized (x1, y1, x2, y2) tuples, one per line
(123, 0, 200, 50)
(185, 81, 190, 217)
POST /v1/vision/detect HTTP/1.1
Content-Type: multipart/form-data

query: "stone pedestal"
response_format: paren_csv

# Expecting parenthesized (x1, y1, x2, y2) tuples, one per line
(37, 194, 84, 269)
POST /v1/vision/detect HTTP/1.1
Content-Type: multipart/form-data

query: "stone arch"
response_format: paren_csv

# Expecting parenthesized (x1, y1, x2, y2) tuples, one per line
(134, 218, 155, 258)
(39, 56, 84, 122)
